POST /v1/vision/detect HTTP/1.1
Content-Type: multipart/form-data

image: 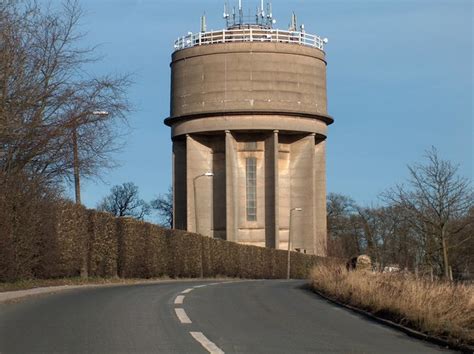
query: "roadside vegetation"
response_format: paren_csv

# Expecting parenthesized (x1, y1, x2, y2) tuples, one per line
(327, 147, 473, 281)
(310, 264, 474, 347)
(0, 277, 172, 293)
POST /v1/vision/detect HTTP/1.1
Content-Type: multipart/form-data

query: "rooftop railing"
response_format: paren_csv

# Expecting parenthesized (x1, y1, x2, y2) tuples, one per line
(174, 28, 327, 52)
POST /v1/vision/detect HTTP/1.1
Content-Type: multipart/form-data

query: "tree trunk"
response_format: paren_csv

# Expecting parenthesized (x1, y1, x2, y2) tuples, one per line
(441, 225, 450, 280)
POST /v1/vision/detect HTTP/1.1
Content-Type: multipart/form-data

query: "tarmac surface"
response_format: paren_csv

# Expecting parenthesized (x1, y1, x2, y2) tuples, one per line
(0, 280, 454, 353)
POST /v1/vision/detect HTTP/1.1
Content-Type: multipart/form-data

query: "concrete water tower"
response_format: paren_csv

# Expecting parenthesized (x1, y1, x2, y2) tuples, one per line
(164, 1, 333, 256)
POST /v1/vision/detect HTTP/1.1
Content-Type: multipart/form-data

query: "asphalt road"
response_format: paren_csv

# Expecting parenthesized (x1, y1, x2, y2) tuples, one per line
(0, 280, 454, 353)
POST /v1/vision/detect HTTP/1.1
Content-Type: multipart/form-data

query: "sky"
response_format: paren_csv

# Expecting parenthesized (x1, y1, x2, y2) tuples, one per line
(67, 0, 472, 211)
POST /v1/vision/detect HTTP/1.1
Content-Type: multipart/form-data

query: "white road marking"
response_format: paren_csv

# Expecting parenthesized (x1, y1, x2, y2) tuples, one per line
(194, 284, 207, 288)
(174, 295, 185, 305)
(181, 288, 193, 294)
(190, 331, 225, 354)
(175, 308, 192, 324)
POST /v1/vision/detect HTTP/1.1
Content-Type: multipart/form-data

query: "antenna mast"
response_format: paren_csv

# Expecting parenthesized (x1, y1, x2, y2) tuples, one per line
(201, 13, 207, 32)
(223, 2, 230, 28)
(239, 0, 243, 25)
(289, 12, 297, 31)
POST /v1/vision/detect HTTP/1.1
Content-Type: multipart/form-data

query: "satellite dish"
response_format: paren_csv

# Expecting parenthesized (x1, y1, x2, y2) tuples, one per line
(323, 38, 329, 44)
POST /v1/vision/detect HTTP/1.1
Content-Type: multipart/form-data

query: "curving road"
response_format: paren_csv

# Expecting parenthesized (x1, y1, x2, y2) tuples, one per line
(0, 280, 453, 353)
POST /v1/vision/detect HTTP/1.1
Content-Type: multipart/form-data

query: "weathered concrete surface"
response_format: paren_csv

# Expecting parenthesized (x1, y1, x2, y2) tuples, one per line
(167, 40, 332, 255)
(170, 42, 328, 117)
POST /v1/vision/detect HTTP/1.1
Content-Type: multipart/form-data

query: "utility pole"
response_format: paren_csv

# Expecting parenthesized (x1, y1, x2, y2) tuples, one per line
(72, 110, 109, 205)
(72, 124, 81, 204)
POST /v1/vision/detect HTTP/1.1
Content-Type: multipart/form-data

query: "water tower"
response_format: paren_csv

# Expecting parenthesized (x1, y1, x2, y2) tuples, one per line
(164, 1, 333, 255)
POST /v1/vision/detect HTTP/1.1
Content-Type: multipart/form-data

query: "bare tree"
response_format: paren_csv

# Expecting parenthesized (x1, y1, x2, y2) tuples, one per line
(151, 186, 173, 228)
(383, 147, 473, 279)
(326, 193, 361, 258)
(97, 182, 150, 220)
(0, 0, 131, 195)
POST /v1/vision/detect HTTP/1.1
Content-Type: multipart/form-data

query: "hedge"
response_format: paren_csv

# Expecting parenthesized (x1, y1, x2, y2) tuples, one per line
(0, 202, 335, 282)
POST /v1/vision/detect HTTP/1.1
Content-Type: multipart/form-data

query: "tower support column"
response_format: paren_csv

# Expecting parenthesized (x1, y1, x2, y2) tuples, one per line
(265, 130, 279, 248)
(225, 130, 238, 242)
(314, 138, 327, 256)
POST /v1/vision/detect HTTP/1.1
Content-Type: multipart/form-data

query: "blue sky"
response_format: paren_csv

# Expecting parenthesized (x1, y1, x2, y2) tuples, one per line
(71, 0, 472, 211)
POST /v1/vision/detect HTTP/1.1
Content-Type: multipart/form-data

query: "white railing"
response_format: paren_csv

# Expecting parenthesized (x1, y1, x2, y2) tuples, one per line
(174, 28, 327, 52)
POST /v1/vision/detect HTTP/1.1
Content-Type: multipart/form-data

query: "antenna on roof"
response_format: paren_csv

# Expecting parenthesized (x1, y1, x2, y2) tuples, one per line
(268, 2, 276, 26)
(289, 12, 297, 31)
(238, 0, 243, 24)
(223, 2, 230, 27)
(201, 13, 207, 32)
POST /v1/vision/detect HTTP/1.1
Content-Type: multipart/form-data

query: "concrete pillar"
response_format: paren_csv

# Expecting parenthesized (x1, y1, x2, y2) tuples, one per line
(186, 134, 213, 236)
(225, 130, 238, 242)
(265, 130, 279, 248)
(173, 139, 187, 229)
(314, 139, 327, 256)
(290, 134, 316, 253)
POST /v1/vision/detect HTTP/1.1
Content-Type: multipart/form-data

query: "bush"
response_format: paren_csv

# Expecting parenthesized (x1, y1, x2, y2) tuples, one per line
(0, 201, 330, 283)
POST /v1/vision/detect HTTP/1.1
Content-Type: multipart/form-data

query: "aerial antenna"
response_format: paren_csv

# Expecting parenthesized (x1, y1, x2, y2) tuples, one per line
(239, 0, 243, 25)
(267, 2, 275, 27)
(201, 13, 207, 32)
(289, 12, 297, 31)
(223, 2, 230, 27)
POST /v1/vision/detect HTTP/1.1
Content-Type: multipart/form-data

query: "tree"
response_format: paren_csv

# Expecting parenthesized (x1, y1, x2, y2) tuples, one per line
(0, 0, 130, 193)
(383, 147, 473, 279)
(151, 186, 173, 228)
(0, 1, 131, 279)
(326, 193, 361, 258)
(97, 182, 150, 220)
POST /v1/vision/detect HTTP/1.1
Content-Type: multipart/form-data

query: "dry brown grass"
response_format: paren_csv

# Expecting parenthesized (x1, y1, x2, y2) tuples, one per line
(310, 264, 474, 346)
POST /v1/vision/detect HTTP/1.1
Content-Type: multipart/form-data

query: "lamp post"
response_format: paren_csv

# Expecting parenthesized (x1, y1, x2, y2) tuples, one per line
(72, 110, 109, 204)
(193, 172, 214, 278)
(287, 207, 302, 280)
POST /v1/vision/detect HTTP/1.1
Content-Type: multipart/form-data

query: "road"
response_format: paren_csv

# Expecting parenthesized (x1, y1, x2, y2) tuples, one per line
(0, 280, 453, 353)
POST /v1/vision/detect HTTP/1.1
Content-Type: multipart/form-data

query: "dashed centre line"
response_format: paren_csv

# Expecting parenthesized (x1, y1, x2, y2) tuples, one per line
(174, 308, 192, 324)
(174, 295, 185, 304)
(190, 331, 225, 354)
(173, 282, 233, 353)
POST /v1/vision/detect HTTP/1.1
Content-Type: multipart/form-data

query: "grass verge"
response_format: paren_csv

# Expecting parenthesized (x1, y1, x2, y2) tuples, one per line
(309, 264, 474, 348)
(0, 276, 175, 292)
(0, 275, 240, 293)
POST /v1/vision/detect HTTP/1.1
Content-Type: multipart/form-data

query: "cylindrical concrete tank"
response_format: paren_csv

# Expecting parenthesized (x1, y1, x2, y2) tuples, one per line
(165, 25, 333, 256)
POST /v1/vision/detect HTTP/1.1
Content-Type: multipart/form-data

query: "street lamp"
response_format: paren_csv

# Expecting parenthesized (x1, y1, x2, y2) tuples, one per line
(287, 207, 303, 280)
(193, 172, 214, 278)
(72, 110, 109, 204)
